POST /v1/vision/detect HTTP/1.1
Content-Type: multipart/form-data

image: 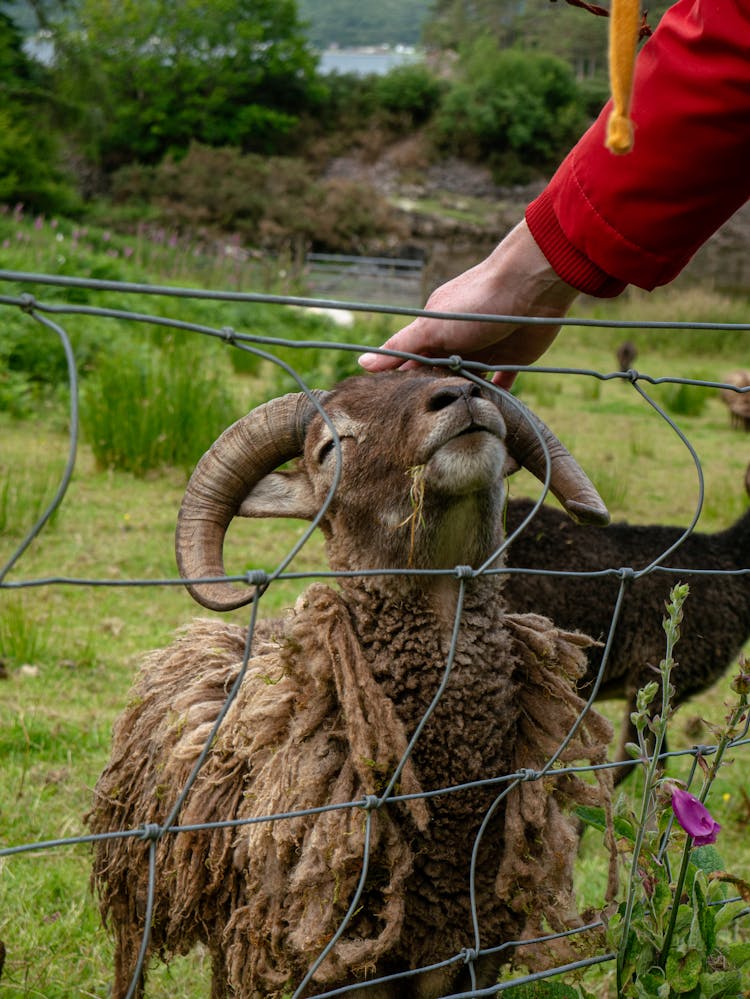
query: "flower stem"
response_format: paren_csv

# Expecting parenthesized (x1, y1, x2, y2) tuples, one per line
(657, 684, 747, 967)
(616, 584, 688, 991)
(657, 833, 693, 968)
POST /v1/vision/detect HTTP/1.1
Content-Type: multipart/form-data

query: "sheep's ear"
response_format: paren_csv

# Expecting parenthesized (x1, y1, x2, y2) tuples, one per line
(238, 470, 318, 520)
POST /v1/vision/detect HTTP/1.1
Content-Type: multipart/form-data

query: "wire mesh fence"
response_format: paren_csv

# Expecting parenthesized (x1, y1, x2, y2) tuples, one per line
(1, 269, 749, 998)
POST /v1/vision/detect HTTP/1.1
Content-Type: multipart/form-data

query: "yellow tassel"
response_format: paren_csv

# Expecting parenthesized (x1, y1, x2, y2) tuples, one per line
(606, 0, 641, 154)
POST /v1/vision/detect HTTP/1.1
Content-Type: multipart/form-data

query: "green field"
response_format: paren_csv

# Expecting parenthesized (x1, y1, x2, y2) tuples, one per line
(2, 226, 750, 996)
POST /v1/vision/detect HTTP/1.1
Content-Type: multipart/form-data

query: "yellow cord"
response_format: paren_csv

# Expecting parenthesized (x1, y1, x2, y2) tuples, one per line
(606, 0, 641, 154)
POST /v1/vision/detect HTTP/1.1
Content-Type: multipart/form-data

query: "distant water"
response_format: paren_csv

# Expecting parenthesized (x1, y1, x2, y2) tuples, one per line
(24, 34, 422, 78)
(318, 47, 423, 76)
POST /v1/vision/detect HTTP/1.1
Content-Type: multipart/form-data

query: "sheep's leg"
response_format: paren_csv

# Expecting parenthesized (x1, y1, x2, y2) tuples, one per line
(111, 932, 146, 999)
(209, 947, 230, 999)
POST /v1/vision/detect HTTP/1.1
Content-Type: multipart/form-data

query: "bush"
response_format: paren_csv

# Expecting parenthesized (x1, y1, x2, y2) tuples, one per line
(228, 304, 367, 392)
(432, 42, 587, 179)
(657, 379, 709, 419)
(1, 313, 102, 389)
(80, 339, 237, 475)
(373, 64, 446, 126)
(110, 142, 405, 256)
(0, 109, 79, 216)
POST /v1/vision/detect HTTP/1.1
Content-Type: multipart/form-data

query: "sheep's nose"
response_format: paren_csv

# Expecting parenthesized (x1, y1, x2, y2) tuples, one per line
(427, 382, 483, 412)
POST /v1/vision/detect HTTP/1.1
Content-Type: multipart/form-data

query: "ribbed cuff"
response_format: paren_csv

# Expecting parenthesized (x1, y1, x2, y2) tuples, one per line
(526, 191, 627, 298)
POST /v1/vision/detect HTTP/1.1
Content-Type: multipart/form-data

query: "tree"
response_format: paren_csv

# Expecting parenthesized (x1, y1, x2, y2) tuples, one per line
(423, 0, 524, 50)
(296, 0, 432, 48)
(432, 39, 587, 180)
(423, 0, 674, 80)
(0, 5, 77, 212)
(53, 0, 322, 170)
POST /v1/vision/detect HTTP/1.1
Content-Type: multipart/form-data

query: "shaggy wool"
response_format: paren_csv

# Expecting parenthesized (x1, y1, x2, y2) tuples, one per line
(89, 585, 614, 998)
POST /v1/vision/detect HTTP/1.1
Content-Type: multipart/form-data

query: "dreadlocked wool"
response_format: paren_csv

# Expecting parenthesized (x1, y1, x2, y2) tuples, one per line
(89, 583, 614, 998)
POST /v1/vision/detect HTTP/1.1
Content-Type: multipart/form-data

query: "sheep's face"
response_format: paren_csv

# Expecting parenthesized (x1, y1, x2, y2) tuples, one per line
(311, 373, 507, 498)
(177, 368, 608, 610)
(244, 372, 510, 572)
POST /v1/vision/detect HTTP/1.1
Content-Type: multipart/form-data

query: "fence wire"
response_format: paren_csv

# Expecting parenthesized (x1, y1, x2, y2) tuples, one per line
(1, 269, 749, 998)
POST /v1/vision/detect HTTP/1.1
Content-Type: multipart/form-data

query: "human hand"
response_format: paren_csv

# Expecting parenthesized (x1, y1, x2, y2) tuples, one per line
(358, 220, 579, 390)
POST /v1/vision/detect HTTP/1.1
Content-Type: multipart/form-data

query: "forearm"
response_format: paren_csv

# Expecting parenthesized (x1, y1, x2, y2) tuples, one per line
(527, 0, 750, 294)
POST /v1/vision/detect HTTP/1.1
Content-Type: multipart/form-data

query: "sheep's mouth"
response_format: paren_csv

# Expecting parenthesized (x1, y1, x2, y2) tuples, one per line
(425, 423, 502, 461)
(455, 422, 494, 438)
(448, 422, 503, 447)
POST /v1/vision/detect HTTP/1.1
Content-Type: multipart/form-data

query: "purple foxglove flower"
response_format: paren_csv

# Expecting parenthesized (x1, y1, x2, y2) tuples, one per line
(670, 787, 721, 845)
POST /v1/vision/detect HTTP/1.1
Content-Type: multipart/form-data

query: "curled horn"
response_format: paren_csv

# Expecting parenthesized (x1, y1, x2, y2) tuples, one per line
(175, 390, 329, 612)
(499, 393, 610, 526)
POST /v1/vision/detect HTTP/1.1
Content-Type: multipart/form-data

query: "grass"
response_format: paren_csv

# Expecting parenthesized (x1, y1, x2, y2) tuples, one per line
(2, 227, 750, 995)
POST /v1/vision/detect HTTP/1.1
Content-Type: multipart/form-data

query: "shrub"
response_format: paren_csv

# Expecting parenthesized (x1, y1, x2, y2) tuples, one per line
(1, 313, 102, 390)
(228, 306, 389, 398)
(110, 142, 405, 256)
(0, 597, 49, 667)
(373, 64, 446, 126)
(313, 72, 380, 133)
(659, 381, 709, 418)
(0, 109, 79, 216)
(431, 41, 586, 179)
(0, 368, 32, 417)
(0, 462, 60, 538)
(80, 340, 237, 475)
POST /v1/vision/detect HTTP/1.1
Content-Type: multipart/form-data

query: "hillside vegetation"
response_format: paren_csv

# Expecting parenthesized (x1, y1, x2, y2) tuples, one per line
(297, 0, 432, 46)
(1, 0, 618, 260)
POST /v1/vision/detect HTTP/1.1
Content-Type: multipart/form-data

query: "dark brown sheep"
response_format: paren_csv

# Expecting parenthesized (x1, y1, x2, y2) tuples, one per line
(88, 371, 615, 998)
(616, 340, 638, 372)
(504, 481, 750, 776)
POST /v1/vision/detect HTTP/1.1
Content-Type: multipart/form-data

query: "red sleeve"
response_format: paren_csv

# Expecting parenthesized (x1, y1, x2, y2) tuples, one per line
(526, 0, 750, 295)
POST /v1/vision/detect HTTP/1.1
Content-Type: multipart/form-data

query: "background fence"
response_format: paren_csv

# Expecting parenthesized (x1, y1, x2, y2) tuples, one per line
(305, 251, 425, 306)
(1, 268, 749, 998)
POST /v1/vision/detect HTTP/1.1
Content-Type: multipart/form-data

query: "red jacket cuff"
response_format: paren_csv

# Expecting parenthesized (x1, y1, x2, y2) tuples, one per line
(525, 192, 627, 299)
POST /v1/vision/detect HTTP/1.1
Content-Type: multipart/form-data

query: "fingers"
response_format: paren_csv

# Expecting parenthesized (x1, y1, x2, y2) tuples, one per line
(358, 320, 431, 372)
(492, 370, 518, 390)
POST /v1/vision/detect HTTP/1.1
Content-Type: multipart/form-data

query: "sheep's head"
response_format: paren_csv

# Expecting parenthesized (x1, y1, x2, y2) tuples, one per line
(176, 371, 609, 611)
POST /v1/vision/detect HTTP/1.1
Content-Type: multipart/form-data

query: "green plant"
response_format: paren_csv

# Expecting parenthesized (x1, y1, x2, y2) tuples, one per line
(52, 0, 320, 166)
(80, 339, 237, 475)
(107, 142, 404, 258)
(603, 585, 750, 997)
(0, 597, 49, 667)
(657, 380, 709, 419)
(373, 63, 446, 126)
(589, 463, 629, 513)
(431, 42, 586, 177)
(0, 367, 32, 416)
(0, 463, 60, 538)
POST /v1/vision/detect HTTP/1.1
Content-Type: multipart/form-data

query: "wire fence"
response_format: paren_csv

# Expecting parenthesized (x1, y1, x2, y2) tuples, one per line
(1, 268, 750, 998)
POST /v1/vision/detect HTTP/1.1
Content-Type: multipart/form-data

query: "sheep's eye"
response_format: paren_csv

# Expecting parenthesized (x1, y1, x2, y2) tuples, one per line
(317, 439, 337, 464)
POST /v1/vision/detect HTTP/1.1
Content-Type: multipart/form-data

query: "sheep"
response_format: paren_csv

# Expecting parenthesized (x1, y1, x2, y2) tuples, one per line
(719, 370, 750, 430)
(503, 477, 750, 777)
(615, 340, 638, 372)
(87, 370, 616, 999)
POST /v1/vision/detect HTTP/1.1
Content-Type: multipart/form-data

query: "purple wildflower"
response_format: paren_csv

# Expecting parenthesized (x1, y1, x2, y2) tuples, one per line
(670, 787, 721, 845)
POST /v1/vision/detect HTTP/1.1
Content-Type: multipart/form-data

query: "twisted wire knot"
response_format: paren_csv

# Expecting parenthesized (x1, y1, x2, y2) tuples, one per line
(515, 768, 539, 782)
